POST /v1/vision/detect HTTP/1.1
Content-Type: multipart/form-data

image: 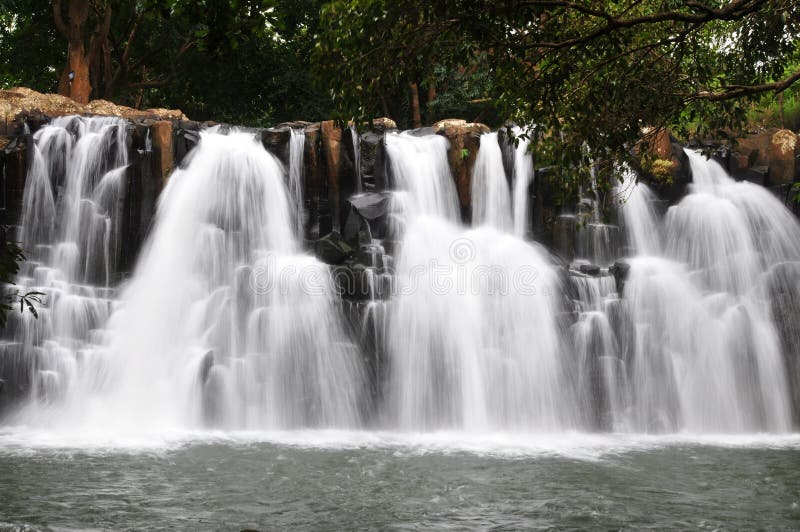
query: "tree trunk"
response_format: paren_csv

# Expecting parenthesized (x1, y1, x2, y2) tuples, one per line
(54, 0, 92, 104)
(409, 81, 422, 128)
(427, 81, 436, 102)
(426, 79, 437, 123)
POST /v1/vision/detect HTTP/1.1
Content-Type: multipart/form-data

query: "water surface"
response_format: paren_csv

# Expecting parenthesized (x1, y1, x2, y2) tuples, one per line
(1, 432, 798, 530)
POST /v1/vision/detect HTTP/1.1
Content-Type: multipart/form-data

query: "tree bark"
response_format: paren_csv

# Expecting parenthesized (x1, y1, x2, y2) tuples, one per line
(426, 79, 437, 123)
(54, 0, 93, 104)
(409, 81, 422, 128)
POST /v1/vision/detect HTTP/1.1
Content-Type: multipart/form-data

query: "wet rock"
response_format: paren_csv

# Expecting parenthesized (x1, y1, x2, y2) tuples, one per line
(743, 165, 769, 186)
(303, 122, 329, 239)
(767, 129, 798, 186)
(262, 123, 311, 169)
(610, 261, 631, 294)
(766, 262, 800, 427)
(343, 192, 392, 246)
(150, 121, 174, 188)
(551, 215, 575, 262)
(330, 263, 370, 301)
(0, 135, 29, 225)
(729, 129, 798, 186)
(635, 129, 691, 204)
(199, 350, 214, 384)
(364, 117, 396, 130)
(432, 119, 490, 220)
(315, 231, 354, 264)
(320, 120, 358, 232)
(173, 120, 202, 167)
(496, 126, 518, 186)
(579, 264, 601, 276)
(733, 131, 770, 166)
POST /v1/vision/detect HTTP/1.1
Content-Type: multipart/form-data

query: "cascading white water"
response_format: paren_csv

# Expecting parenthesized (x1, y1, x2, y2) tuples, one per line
(618, 169, 661, 256)
(5, 118, 798, 437)
(288, 128, 306, 238)
(385, 132, 578, 431)
(602, 152, 800, 432)
(349, 124, 363, 193)
(511, 131, 534, 238)
(11, 128, 366, 431)
(5, 116, 127, 411)
(570, 273, 628, 431)
(472, 128, 534, 236)
(471, 132, 512, 231)
(385, 132, 460, 221)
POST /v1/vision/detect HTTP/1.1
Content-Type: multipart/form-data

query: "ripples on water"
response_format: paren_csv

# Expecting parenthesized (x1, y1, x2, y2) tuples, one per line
(0, 432, 799, 530)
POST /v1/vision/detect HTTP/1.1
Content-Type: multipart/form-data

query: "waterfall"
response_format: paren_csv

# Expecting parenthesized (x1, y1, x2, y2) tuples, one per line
(471, 132, 512, 231)
(385, 132, 577, 431)
(618, 170, 661, 256)
(9, 128, 366, 431)
(288, 128, 305, 238)
(4, 118, 798, 437)
(385, 132, 460, 221)
(512, 129, 534, 238)
(349, 124, 363, 193)
(589, 151, 800, 432)
(4, 117, 127, 416)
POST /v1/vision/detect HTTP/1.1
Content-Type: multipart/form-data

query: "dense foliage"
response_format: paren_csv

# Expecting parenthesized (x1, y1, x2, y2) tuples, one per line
(0, 0, 332, 124)
(316, 0, 800, 174)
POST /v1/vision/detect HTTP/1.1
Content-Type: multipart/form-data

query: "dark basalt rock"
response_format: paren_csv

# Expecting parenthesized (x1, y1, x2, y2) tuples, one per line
(360, 129, 390, 191)
(199, 350, 214, 384)
(342, 192, 392, 244)
(497, 126, 516, 187)
(579, 264, 601, 276)
(315, 231, 355, 265)
(262, 123, 308, 168)
(173, 120, 202, 168)
(551, 215, 576, 263)
(610, 261, 631, 294)
(765, 262, 800, 427)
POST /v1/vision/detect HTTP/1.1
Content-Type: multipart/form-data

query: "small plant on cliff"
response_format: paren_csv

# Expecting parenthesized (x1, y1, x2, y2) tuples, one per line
(648, 159, 676, 186)
(0, 226, 42, 327)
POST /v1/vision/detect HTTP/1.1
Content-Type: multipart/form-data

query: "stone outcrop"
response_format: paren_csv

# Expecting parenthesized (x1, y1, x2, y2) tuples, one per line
(320, 120, 360, 233)
(636, 128, 692, 203)
(0, 87, 186, 135)
(150, 121, 174, 191)
(432, 119, 490, 220)
(729, 128, 800, 187)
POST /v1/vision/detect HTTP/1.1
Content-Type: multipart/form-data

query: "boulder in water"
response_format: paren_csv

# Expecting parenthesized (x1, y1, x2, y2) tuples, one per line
(199, 350, 214, 384)
(315, 231, 354, 264)
(610, 261, 630, 293)
(343, 192, 391, 243)
(579, 264, 601, 276)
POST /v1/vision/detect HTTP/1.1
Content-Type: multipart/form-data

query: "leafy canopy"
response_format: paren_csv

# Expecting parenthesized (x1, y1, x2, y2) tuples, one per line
(316, 0, 800, 174)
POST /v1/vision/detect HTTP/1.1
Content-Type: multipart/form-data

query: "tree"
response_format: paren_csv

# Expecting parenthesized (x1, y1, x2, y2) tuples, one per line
(316, 0, 800, 176)
(2, 0, 333, 124)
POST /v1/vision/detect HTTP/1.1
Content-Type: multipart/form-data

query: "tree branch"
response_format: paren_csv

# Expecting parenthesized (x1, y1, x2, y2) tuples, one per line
(689, 68, 800, 101)
(127, 80, 168, 89)
(517, 0, 768, 51)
